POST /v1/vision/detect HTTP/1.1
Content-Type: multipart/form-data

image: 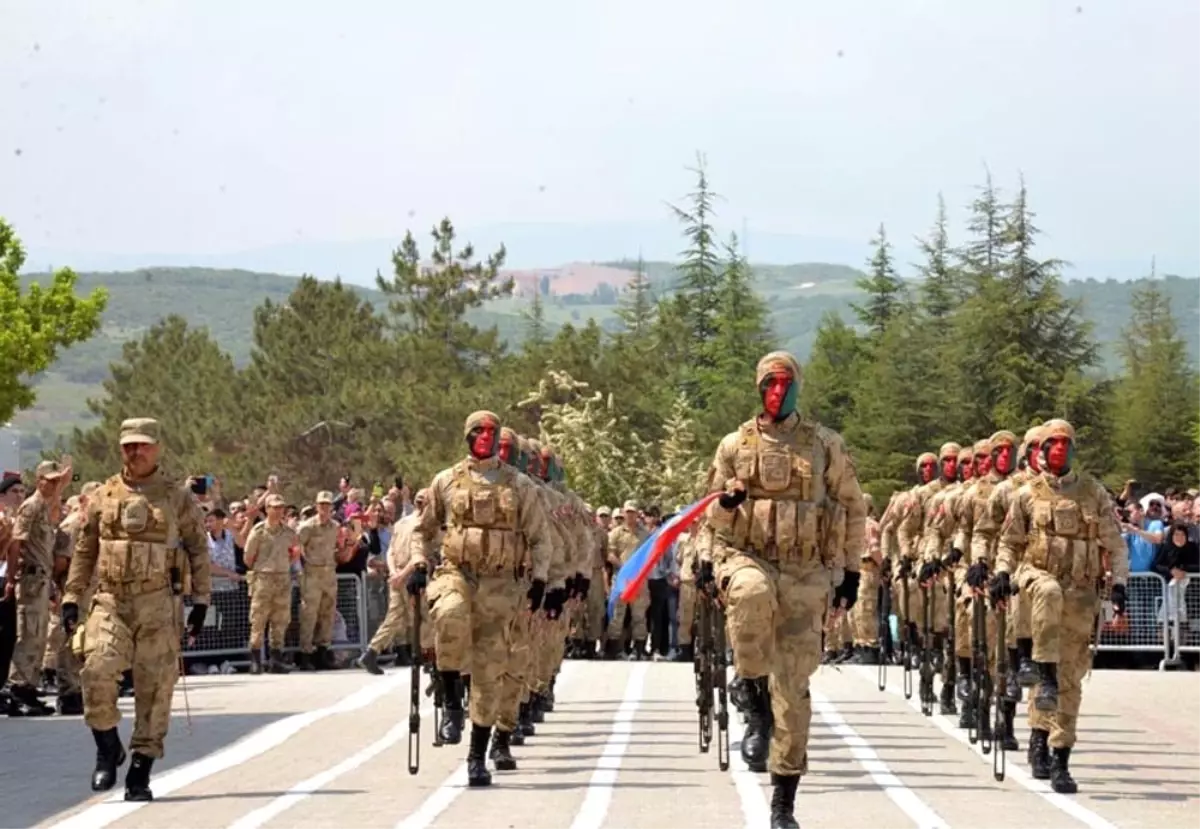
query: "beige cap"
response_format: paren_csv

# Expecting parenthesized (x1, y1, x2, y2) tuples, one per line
(622, 500, 638, 513)
(596, 505, 611, 517)
(119, 417, 160, 445)
(35, 460, 68, 480)
(315, 490, 334, 504)
(265, 494, 287, 508)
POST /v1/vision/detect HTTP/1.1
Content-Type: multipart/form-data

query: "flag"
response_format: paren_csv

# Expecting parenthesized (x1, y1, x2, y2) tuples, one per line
(607, 492, 720, 619)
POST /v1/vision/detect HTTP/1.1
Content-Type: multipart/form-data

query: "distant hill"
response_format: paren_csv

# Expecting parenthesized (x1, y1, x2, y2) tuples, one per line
(12, 265, 1198, 443)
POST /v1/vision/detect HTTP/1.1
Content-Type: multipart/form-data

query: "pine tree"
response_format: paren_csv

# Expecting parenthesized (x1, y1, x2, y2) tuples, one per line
(614, 253, 656, 336)
(668, 154, 723, 365)
(958, 170, 1005, 288)
(655, 391, 705, 508)
(916, 194, 959, 318)
(852, 224, 906, 338)
(800, 311, 862, 433)
(1112, 275, 1200, 487)
(521, 289, 549, 348)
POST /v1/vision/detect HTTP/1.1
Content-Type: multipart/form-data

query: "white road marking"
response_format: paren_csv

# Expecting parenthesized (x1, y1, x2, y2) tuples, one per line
(45, 670, 408, 829)
(855, 665, 1120, 829)
(812, 688, 950, 829)
(396, 661, 580, 829)
(726, 714, 772, 829)
(567, 662, 648, 829)
(229, 701, 434, 829)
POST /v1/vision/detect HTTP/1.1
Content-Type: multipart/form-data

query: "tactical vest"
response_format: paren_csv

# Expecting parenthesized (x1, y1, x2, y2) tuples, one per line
(442, 462, 521, 574)
(1024, 477, 1102, 587)
(724, 419, 830, 564)
(96, 477, 176, 596)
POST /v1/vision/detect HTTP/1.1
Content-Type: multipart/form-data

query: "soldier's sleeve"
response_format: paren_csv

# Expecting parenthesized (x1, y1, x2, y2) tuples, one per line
(952, 489, 972, 554)
(1094, 483, 1129, 585)
(416, 469, 452, 543)
(543, 495, 570, 589)
(822, 428, 865, 573)
(897, 489, 922, 561)
(244, 523, 264, 567)
(64, 500, 100, 605)
(385, 521, 408, 573)
(703, 434, 740, 529)
(177, 492, 212, 606)
(969, 494, 993, 566)
(994, 489, 1030, 577)
(297, 519, 314, 547)
(605, 526, 623, 566)
(517, 477, 553, 583)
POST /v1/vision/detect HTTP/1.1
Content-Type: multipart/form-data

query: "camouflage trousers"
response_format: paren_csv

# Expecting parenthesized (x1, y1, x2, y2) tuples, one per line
(534, 610, 569, 693)
(44, 590, 87, 694)
(368, 587, 431, 653)
(955, 579, 1018, 659)
(10, 570, 50, 689)
(607, 583, 649, 642)
(585, 568, 608, 641)
(80, 588, 180, 759)
(249, 573, 292, 650)
(853, 561, 880, 646)
(497, 609, 533, 733)
(1013, 562, 1032, 639)
(677, 581, 696, 646)
(717, 550, 829, 777)
(299, 566, 337, 652)
(1023, 569, 1098, 749)
(427, 565, 523, 728)
(824, 595, 852, 650)
(891, 572, 949, 634)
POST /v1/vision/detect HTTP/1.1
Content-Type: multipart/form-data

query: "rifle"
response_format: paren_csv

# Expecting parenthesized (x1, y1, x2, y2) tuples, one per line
(423, 662, 445, 747)
(407, 590, 423, 775)
(695, 588, 714, 754)
(712, 594, 730, 772)
(919, 583, 935, 716)
(992, 601, 1008, 781)
(944, 561, 957, 715)
(877, 571, 892, 691)
(900, 561, 913, 699)
(968, 591, 992, 755)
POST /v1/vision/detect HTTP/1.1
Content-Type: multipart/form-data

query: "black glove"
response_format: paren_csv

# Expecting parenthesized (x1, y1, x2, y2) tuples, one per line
(698, 561, 716, 591)
(186, 604, 208, 639)
(944, 547, 964, 567)
(880, 558, 893, 582)
(407, 565, 428, 596)
(918, 560, 941, 584)
(61, 602, 79, 636)
(898, 558, 913, 579)
(564, 575, 578, 599)
(1110, 583, 1127, 616)
(966, 561, 989, 590)
(544, 587, 568, 619)
(988, 571, 1012, 605)
(718, 488, 747, 510)
(834, 570, 860, 610)
(527, 578, 546, 613)
(577, 576, 591, 599)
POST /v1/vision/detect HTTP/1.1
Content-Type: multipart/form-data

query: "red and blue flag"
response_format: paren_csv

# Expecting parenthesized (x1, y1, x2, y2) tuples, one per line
(607, 492, 720, 619)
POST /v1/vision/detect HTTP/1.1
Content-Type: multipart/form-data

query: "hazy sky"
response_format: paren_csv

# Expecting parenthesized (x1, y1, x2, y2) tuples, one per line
(2, 0, 1197, 275)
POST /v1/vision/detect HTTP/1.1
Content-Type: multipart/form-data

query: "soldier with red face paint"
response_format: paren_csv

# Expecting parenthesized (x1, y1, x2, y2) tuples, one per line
(698, 350, 866, 829)
(992, 419, 1127, 794)
(891, 455, 935, 635)
(987, 424, 1046, 687)
(409, 411, 553, 788)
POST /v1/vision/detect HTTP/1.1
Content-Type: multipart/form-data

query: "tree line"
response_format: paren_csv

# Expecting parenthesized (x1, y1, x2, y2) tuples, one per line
(2, 157, 1195, 507)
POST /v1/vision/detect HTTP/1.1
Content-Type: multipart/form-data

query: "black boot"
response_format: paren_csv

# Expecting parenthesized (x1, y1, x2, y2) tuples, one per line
(676, 643, 694, 663)
(316, 645, 335, 670)
(1000, 701, 1019, 751)
(769, 773, 800, 829)
(358, 648, 383, 676)
(938, 679, 956, 715)
(124, 752, 154, 801)
(1033, 662, 1058, 712)
(603, 639, 620, 660)
(1005, 648, 1023, 701)
(489, 728, 517, 771)
(958, 696, 976, 730)
(509, 722, 525, 746)
(955, 659, 971, 701)
(546, 676, 556, 709)
(518, 701, 536, 737)
(740, 677, 772, 773)
(1016, 639, 1037, 687)
(631, 638, 647, 661)
(249, 649, 262, 675)
(466, 723, 493, 787)
(1050, 747, 1078, 794)
(11, 684, 53, 716)
(57, 691, 84, 715)
(268, 649, 291, 674)
(296, 651, 315, 672)
(832, 643, 854, 664)
(1029, 728, 1051, 780)
(119, 670, 135, 697)
(853, 645, 880, 665)
(931, 633, 946, 675)
(91, 727, 126, 791)
(531, 693, 546, 723)
(395, 645, 412, 667)
(440, 672, 465, 744)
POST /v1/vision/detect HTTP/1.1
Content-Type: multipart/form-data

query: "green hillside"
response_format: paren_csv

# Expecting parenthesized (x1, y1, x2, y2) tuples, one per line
(13, 265, 1198, 443)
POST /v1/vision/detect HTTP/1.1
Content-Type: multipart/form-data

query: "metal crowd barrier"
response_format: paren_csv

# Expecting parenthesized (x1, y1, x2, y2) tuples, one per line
(181, 572, 368, 669)
(1091, 571, 1181, 670)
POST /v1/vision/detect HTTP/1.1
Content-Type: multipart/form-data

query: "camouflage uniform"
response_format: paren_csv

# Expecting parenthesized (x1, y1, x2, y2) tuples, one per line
(605, 505, 648, 657)
(701, 351, 865, 826)
(67, 418, 211, 799)
(296, 492, 340, 669)
(584, 507, 612, 649)
(362, 505, 430, 665)
(244, 495, 298, 672)
(851, 495, 882, 660)
(994, 419, 1127, 794)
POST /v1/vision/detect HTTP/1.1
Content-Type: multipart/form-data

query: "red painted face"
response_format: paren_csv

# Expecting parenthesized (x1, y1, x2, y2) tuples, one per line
(761, 372, 792, 419)
(1045, 436, 1071, 474)
(1028, 441, 1042, 473)
(527, 452, 543, 478)
(993, 444, 1013, 475)
(941, 457, 957, 481)
(976, 452, 993, 476)
(959, 459, 974, 480)
(919, 459, 936, 484)
(469, 421, 498, 459)
(498, 437, 514, 464)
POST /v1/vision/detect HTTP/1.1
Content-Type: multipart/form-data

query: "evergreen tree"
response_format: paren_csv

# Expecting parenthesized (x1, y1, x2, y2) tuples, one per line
(851, 224, 906, 338)
(655, 391, 706, 508)
(521, 289, 549, 348)
(916, 193, 959, 318)
(800, 311, 862, 433)
(1112, 276, 1200, 487)
(614, 253, 656, 336)
(668, 154, 723, 365)
(958, 169, 1005, 288)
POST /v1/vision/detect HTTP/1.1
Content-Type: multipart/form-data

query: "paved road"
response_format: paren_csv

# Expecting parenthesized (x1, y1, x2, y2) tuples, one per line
(5, 661, 1197, 829)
